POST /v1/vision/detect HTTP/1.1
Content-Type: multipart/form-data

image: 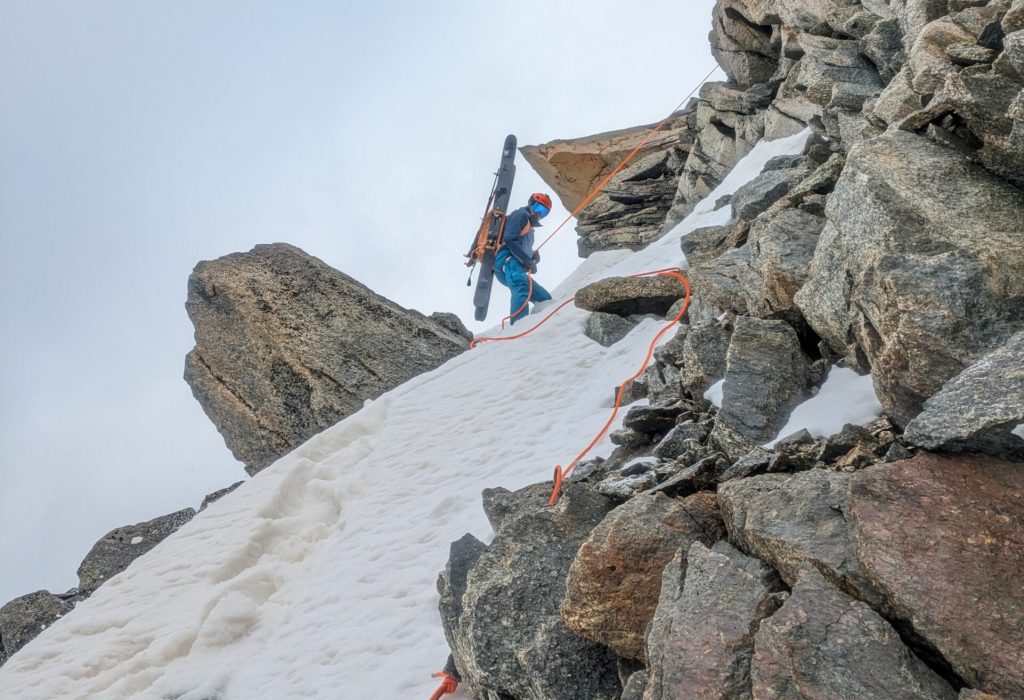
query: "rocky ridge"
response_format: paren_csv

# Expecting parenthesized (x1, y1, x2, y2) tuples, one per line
(438, 0, 1024, 697)
(184, 243, 470, 475)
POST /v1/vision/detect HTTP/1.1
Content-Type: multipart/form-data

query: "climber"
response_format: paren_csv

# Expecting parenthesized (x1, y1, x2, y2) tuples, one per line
(493, 192, 554, 324)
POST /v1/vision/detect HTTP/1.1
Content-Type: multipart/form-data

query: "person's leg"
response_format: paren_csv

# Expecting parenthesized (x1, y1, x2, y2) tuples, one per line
(529, 279, 552, 303)
(505, 258, 532, 324)
(492, 251, 508, 288)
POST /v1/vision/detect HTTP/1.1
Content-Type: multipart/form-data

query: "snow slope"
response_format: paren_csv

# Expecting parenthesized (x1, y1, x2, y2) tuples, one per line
(0, 129, 845, 700)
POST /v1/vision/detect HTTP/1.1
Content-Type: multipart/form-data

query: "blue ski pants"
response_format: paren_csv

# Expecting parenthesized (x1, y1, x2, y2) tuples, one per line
(494, 250, 552, 324)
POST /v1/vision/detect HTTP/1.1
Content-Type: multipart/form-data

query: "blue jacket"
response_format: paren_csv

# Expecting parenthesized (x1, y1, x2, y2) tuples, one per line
(500, 206, 542, 267)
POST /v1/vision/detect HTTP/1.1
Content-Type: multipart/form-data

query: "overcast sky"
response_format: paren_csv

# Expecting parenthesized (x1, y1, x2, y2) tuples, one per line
(0, 0, 717, 604)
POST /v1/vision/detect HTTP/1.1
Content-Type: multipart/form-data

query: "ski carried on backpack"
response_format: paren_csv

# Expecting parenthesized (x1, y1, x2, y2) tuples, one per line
(465, 134, 517, 322)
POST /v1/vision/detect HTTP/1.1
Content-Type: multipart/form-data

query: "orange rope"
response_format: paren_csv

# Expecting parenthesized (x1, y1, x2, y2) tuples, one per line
(534, 65, 721, 253)
(548, 269, 690, 505)
(428, 672, 458, 700)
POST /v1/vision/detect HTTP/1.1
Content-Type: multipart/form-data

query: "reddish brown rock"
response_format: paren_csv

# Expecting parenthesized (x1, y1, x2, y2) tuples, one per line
(561, 492, 725, 661)
(849, 453, 1024, 697)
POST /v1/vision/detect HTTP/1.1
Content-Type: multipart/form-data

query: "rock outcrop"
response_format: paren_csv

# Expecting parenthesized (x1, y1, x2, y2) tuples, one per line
(849, 453, 1024, 697)
(185, 243, 468, 474)
(561, 492, 725, 661)
(521, 118, 697, 256)
(795, 130, 1024, 426)
(77, 508, 196, 594)
(752, 566, 957, 700)
(0, 592, 72, 663)
(438, 484, 621, 700)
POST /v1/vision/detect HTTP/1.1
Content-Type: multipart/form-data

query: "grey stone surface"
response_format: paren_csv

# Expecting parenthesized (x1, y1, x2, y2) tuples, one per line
(575, 275, 689, 317)
(709, 1, 778, 87)
(746, 207, 825, 316)
(730, 168, 803, 222)
(681, 319, 732, 398)
(904, 331, 1024, 457)
(719, 470, 865, 592)
(584, 311, 638, 347)
(795, 130, 1024, 426)
(0, 591, 72, 661)
(752, 566, 957, 700)
(429, 311, 474, 341)
(652, 422, 711, 460)
(77, 508, 196, 594)
(643, 541, 782, 700)
(717, 317, 810, 444)
(185, 244, 468, 474)
(681, 221, 749, 266)
(688, 244, 759, 318)
(948, 41, 998, 63)
(439, 483, 619, 700)
(198, 480, 244, 511)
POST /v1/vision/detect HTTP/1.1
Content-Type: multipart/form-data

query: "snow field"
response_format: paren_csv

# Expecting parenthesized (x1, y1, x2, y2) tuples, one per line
(0, 128, 885, 700)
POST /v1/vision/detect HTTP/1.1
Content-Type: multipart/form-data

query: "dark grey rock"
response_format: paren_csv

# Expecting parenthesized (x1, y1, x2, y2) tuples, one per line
(77, 508, 196, 594)
(185, 244, 468, 474)
(621, 671, 647, 700)
(644, 541, 783, 700)
(681, 320, 732, 399)
(763, 154, 806, 172)
(439, 483, 619, 700)
(0, 591, 73, 661)
(687, 244, 759, 318)
(623, 404, 681, 436)
(681, 221, 749, 266)
(709, 2, 778, 87)
(429, 311, 474, 341)
(947, 41, 998, 63)
(718, 446, 773, 483)
(730, 168, 803, 222)
(719, 470, 859, 589)
(198, 480, 244, 511)
(584, 311, 638, 347)
(575, 275, 689, 317)
(795, 130, 1024, 426)
(437, 533, 487, 666)
(752, 566, 957, 700)
(644, 361, 684, 406)
(717, 317, 810, 444)
(903, 331, 1024, 458)
(609, 428, 649, 448)
(597, 469, 659, 499)
(652, 422, 711, 460)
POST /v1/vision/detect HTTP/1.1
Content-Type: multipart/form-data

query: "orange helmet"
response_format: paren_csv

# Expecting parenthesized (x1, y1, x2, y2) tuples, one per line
(529, 193, 553, 209)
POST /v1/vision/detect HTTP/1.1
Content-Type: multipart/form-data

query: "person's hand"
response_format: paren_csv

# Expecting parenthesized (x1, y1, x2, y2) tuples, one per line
(532, 250, 541, 264)
(528, 262, 538, 274)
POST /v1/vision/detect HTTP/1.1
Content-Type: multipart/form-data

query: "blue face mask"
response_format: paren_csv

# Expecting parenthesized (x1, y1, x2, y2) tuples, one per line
(530, 202, 550, 218)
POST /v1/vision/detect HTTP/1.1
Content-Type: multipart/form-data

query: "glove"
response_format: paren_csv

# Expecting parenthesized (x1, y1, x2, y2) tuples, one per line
(529, 263, 538, 274)
(532, 250, 541, 264)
